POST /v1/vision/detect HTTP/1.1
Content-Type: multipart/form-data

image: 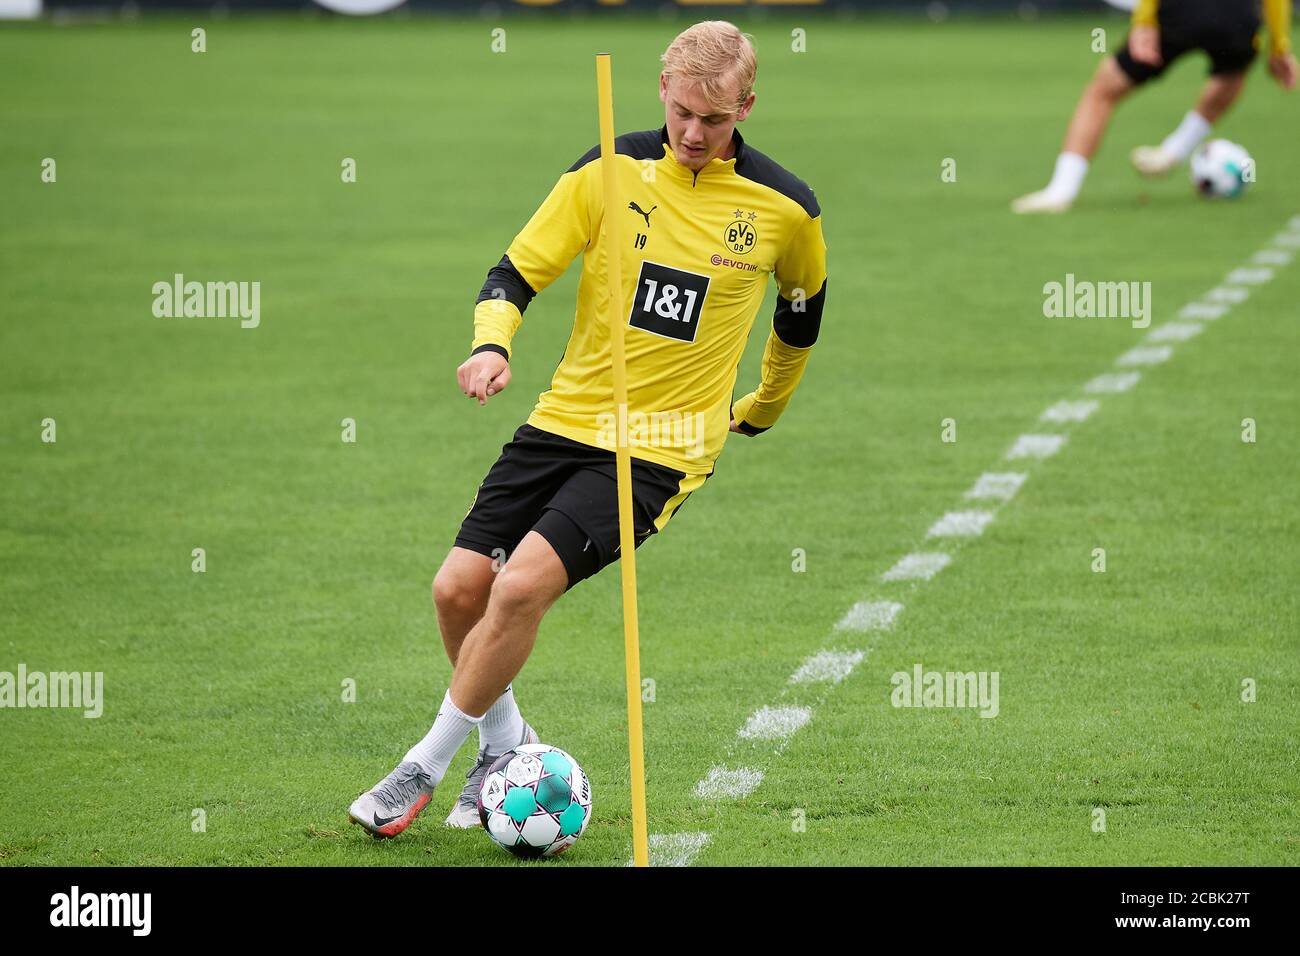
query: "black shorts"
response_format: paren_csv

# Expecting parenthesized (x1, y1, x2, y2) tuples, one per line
(1115, 0, 1261, 85)
(454, 423, 709, 589)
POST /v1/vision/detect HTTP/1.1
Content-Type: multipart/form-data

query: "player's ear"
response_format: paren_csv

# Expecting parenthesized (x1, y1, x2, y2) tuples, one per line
(736, 91, 756, 122)
(658, 72, 669, 103)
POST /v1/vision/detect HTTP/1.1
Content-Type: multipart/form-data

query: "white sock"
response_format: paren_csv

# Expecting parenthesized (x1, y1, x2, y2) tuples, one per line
(1044, 152, 1089, 202)
(1160, 110, 1212, 162)
(479, 684, 525, 756)
(402, 690, 482, 786)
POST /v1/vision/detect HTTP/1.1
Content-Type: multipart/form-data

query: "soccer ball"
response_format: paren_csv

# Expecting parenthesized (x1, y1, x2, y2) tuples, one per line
(1190, 139, 1253, 199)
(477, 743, 592, 857)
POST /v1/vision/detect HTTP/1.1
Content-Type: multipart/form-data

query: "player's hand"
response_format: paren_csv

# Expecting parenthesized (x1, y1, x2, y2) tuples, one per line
(1269, 52, 1298, 90)
(729, 418, 749, 435)
(1129, 26, 1162, 67)
(457, 351, 512, 406)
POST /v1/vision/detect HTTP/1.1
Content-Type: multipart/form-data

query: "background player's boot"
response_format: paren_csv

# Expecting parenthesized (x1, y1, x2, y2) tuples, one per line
(444, 721, 539, 828)
(1011, 189, 1073, 214)
(1131, 145, 1178, 177)
(348, 761, 434, 838)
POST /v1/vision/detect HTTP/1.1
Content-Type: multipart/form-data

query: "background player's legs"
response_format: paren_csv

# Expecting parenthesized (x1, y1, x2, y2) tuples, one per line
(1061, 56, 1136, 158)
(1013, 57, 1135, 213)
(1194, 71, 1248, 123)
(1133, 72, 1247, 175)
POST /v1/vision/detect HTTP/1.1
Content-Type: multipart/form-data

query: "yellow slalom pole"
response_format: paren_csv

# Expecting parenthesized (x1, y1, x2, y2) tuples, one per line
(595, 52, 650, 869)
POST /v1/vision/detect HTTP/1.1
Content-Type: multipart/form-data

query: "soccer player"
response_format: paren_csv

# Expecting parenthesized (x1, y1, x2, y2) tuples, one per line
(1013, 0, 1296, 213)
(348, 20, 828, 837)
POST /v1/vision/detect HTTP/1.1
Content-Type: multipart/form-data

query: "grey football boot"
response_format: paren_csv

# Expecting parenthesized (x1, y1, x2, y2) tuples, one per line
(443, 722, 539, 828)
(348, 761, 435, 839)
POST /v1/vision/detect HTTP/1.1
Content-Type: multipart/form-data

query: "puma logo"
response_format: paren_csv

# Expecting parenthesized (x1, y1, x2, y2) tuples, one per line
(628, 201, 657, 228)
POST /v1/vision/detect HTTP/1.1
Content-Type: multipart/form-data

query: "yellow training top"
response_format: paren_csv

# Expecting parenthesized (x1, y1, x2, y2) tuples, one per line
(470, 125, 828, 477)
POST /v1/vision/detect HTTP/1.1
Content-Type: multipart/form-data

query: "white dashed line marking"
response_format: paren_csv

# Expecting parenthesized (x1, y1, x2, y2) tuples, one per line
(1179, 302, 1228, 320)
(926, 510, 995, 538)
(1039, 399, 1099, 424)
(1225, 267, 1274, 285)
(632, 832, 712, 868)
(1205, 286, 1249, 304)
(738, 706, 812, 742)
(1116, 345, 1173, 367)
(789, 649, 866, 686)
(695, 766, 764, 800)
(834, 600, 904, 633)
(1084, 371, 1141, 393)
(1006, 433, 1066, 459)
(1145, 322, 1204, 344)
(964, 472, 1027, 502)
(882, 552, 952, 582)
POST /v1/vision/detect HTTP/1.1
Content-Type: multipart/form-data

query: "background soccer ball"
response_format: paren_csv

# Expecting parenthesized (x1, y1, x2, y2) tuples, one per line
(1190, 139, 1253, 199)
(477, 744, 592, 857)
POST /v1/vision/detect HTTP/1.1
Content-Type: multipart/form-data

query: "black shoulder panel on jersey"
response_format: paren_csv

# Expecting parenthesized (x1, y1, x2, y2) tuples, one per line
(567, 128, 667, 173)
(475, 254, 537, 314)
(734, 144, 820, 219)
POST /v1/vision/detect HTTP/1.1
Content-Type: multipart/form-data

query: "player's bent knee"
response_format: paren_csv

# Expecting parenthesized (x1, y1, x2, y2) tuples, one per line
(433, 561, 489, 619)
(488, 564, 559, 621)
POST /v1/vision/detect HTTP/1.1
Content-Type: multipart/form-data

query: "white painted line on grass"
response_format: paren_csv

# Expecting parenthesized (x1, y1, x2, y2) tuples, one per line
(1116, 345, 1173, 367)
(789, 649, 865, 686)
(1145, 322, 1204, 344)
(1039, 399, 1099, 424)
(835, 600, 904, 632)
(631, 832, 712, 868)
(1084, 371, 1141, 394)
(738, 705, 812, 742)
(676, 215, 1298, 864)
(696, 766, 763, 800)
(926, 510, 995, 538)
(882, 552, 952, 582)
(964, 471, 1027, 502)
(1179, 302, 1228, 320)
(1205, 286, 1249, 304)
(1225, 267, 1274, 285)
(1006, 433, 1066, 460)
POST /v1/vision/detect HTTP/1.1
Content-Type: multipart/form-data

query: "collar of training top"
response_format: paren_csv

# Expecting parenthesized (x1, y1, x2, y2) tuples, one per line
(657, 123, 746, 182)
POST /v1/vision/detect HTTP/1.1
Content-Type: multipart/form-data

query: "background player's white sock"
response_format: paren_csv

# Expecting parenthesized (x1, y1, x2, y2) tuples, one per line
(402, 689, 482, 785)
(479, 683, 525, 756)
(1044, 151, 1089, 202)
(1160, 110, 1212, 162)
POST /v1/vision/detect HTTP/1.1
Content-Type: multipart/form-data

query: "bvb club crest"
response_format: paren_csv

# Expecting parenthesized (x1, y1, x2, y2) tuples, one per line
(722, 215, 758, 256)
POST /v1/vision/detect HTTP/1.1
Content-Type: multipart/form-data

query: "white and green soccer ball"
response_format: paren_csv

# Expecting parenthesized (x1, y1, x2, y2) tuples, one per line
(1190, 139, 1253, 199)
(477, 743, 592, 857)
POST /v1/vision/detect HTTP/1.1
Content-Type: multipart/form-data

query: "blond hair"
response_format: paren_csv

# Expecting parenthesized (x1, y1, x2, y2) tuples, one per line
(660, 21, 757, 115)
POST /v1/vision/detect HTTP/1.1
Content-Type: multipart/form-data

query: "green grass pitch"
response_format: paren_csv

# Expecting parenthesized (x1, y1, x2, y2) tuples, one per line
(1, 12, 1297, 866)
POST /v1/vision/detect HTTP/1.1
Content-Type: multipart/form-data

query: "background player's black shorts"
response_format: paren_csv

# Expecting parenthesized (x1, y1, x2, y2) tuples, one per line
(454, 423, 709, 589)
(1115, 0, 1261, 85)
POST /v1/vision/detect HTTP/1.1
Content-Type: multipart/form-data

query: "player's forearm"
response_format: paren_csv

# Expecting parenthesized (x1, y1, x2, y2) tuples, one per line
(1131, 0, 1159, 28)
(471, 254, 535, 357)
(1264, 0, 1293, 55)
(731, 331, 814, 435)
(732, 277, 826, 434)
